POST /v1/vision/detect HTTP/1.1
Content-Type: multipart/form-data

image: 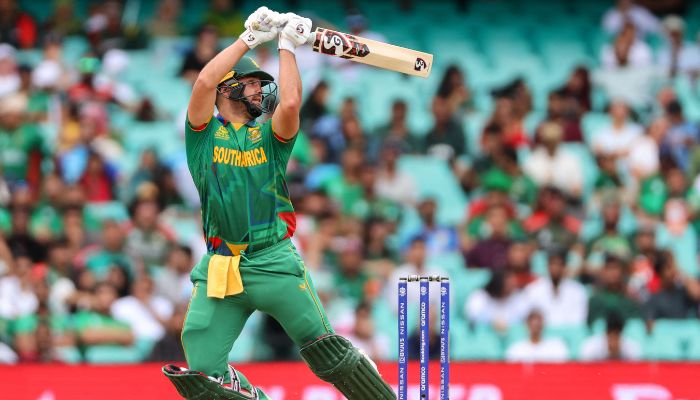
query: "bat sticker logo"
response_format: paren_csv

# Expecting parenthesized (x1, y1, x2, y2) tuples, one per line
(414, 58, 427, 71)
(316, 29, 370, 59)
(320, 30, 348, 56)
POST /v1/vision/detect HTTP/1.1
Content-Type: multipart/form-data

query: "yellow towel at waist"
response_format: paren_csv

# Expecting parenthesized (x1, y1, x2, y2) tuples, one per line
(207, 254, 244, 298)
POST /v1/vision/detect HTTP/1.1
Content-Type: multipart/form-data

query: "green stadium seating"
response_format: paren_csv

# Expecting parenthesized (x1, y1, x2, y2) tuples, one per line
(397, 156, 469, 226)
(655, 225, 700, 277)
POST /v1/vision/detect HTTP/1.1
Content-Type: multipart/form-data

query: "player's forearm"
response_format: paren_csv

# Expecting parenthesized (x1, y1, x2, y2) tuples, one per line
(277, 50, 302, 113)
(195, 40, 249, 89)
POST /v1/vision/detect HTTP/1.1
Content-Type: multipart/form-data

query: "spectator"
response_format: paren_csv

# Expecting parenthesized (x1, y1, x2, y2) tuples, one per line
(465, 270, 529, 333)
(124, 198, 175, 270)
(485, 95, 528, 150)
(644, 250, 700, 323)
(505, 309, 570, 362)
(464, 204, 513, 270)
(333, 239, 374, 305)
(148, 303, 187, 362)
(42, 0, 82, 37)
(78, 151, 116, 203)
(436, 64, 472, 116)
(82, 220, 132, 280)
(586, 200, 633, 267)
(149, 0, 183, 37)
(524, 250, 588, 326)
(657, 15, 700, 80)
(592, 100, 643, 158)
(628, 225, 659, 301)
(73, 282, 134, 348)
(300, 81, 329, 133)
(627, 117, 667, 183)
(660, 100, 699, 173)
(202, 0, 245, 38)
(0, 255, 38, 319)
(413, 198, 459, 256)
(323, 148, 364, 215)
(524, 122, 584, 198)
(579, 313, 642, 361)
(180, 24, 219, 84)
(0, 0, 38, 48)
(370, 100, 421, 158)
(387, 236, 445, 313)
(45, 238, 78, 315)
(506, 241, 537, 290)
(602, 0, 661, 37)
(12, 279, 76, 362)
(423, 96, 466, 159)
(594, 24, 661, 110)
(592, 153, 624, 204)
(524, 186, 581, 253)
(154, 244, 194, 305)
(558, 66, 592, 114)
(587, 254, 641, 325)
(538, 91, 584, 144)
(0, 43, 19, 98)
(111, 276, 174, 343)
(345, 301, 391, 361)
(83, 1, 148, 55)
(0, 93, 46, 194)
(374, 141, 418, 207)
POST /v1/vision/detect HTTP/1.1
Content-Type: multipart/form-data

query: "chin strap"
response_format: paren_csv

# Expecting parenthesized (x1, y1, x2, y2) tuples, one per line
(240, 97, 263, 118)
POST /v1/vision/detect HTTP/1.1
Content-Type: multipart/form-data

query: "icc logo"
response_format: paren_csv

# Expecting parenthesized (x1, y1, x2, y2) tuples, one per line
(420, 286, 427, 295)
(414, 58, 427, 71)
(441, 287, 447, 296)
(399, 287, 406, 296)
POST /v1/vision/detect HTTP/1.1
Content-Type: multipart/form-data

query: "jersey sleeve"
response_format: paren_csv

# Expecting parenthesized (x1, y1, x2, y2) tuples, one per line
(185, 115, 216, 187)
(263, 119, 297, 167)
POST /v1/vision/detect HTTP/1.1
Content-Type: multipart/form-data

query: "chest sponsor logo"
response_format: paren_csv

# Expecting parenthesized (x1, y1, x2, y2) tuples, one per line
(214, 126, 230, 141)
(247, 127, 262, 144)
(213, 145, 268, 167)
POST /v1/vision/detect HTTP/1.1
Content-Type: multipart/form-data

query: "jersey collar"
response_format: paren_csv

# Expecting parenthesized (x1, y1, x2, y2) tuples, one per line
(216, 114, 258, 130)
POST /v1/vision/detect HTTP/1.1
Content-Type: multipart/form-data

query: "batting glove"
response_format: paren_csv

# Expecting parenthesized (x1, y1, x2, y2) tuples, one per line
(278, 13, 312, 53)
(240, 6, 282, 49)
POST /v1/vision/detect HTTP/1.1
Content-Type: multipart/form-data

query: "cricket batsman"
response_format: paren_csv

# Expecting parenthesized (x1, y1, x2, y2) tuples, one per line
(161, 6, 396, 400)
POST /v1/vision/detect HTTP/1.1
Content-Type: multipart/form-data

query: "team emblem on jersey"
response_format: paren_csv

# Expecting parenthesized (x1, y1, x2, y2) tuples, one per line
(247, 127, 262, 143)
(214, 126, 230, 140)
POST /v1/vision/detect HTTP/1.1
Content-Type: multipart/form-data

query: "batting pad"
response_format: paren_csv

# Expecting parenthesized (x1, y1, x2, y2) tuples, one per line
(300, 334, 397, 400)
(162, 364, 267, 400)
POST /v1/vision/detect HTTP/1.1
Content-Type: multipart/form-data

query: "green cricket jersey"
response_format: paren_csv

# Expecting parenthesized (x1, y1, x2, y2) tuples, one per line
(185, 115, 297, 257)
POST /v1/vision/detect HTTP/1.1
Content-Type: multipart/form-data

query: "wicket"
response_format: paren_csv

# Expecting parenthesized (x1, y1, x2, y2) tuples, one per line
(398, 275, 450, 400)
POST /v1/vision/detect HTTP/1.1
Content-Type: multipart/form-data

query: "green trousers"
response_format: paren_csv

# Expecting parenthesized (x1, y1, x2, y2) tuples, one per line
(181, 239, 334, 380)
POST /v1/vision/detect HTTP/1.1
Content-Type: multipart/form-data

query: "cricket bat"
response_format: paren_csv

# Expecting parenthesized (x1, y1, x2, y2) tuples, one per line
(307, 28, 433, 78)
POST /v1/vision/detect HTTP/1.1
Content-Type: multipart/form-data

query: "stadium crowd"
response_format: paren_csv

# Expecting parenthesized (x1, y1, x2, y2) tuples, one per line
(1, 0, 700, 365)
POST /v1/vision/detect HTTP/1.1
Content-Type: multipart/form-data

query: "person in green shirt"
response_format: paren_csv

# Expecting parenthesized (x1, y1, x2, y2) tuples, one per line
(0, 93, 46, 193)
(73, 282, 134, 348)
(162, 8, 395, 400)
(587, 254, 641, 326)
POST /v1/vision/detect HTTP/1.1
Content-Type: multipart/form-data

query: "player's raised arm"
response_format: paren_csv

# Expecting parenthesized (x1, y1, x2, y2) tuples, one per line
(187, 7, 282, 127)
(271, 14, 312, 139)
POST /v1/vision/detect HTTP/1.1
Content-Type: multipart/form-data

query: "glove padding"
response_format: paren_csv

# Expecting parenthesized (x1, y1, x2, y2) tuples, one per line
(278, 13, 312, 53)
(240, 6, 284, 49)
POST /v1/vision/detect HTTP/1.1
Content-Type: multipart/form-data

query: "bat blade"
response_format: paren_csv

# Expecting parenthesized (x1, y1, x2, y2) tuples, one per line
(310, 28, 433, 78)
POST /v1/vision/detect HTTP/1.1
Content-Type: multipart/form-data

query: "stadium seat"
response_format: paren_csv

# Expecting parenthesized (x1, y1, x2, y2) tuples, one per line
(84, 201, 130, 223)
(398, 156, 469, 226)
(545, 325, 588, 359)
(655, 225, 700, 277)
(85, 345, 146, 364)
(456, 330, 503, 360)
